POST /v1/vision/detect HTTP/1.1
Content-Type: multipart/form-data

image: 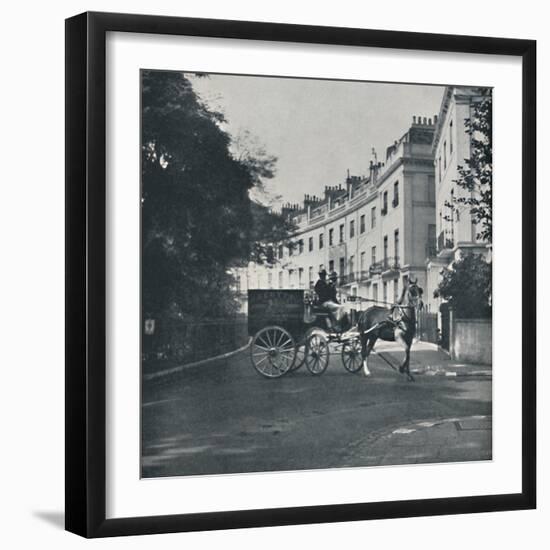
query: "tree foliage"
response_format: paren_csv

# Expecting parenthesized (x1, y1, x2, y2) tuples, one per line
(434, 253, 492, 318)
(141, 70, 291, 320)
(445, 89, 492, 243)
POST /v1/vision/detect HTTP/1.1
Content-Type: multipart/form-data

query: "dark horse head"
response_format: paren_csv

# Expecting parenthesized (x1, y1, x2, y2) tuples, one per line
(401, 277, 424, 310)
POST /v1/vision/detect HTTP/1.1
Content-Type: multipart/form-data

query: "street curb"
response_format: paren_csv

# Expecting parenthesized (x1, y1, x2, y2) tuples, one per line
(143, 337, 252, 381)
(379, 347, 491, 378)
(411, 367, 492, 377)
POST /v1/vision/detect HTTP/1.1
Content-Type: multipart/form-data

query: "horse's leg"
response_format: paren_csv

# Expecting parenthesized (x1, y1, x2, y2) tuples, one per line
(395, 331, 414, 381)
(403, 345, 413, 381)
(360, 332, 370, 377)
(362, 337, 376, 377)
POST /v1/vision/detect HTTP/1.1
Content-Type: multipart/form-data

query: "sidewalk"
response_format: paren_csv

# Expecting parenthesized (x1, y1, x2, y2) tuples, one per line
(374, 340, 492, 378)
(342, 415, 492, 467)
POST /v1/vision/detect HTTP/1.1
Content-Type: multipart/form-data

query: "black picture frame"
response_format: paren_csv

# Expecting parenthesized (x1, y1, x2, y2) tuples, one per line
(65, 11, 536, 538)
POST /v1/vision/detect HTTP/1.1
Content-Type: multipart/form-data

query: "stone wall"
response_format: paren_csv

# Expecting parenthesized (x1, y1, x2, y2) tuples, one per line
(451, 317, 492, 365)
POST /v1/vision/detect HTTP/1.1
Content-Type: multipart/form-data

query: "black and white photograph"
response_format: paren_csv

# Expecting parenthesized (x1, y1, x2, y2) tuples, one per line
(140, 70, 493, 479)
(1, 0, 541, 544)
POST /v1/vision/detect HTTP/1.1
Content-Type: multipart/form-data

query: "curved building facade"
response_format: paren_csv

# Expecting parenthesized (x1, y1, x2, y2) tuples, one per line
(233, 115, 438, 310)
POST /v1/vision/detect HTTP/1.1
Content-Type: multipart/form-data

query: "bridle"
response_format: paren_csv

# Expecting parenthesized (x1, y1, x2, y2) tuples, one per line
(392, 284, 422, 324)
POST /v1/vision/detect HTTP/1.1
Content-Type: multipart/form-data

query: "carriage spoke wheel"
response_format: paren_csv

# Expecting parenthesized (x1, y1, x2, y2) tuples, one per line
(341, 338, 363, 373)
(305, 332, 329, 375)
(290, 341, 307, 371)
(292, 327, 318, 372)
(250, 326, 296, 378)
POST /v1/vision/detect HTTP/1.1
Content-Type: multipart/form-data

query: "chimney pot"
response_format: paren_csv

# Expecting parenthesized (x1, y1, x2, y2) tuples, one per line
(423, 117, 427, 125)
(413, 116, 416, 124)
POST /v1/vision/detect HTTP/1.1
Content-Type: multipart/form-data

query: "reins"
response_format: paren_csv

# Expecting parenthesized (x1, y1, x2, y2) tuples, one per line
(344, 292, 420, 326)
(343, 296, 417, 309)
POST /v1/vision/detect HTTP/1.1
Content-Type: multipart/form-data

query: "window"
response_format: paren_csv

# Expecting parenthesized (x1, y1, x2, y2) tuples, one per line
(309, 266, 314, 287)
(428, 175, 435, 202)
(438, 156, 442, 182)
(371, 207, 376, 228)
(308, 236, 313, 252)
(349, 255, 355, 280)
(339, 224, 344, 243)
(319, 264, 323, 274)
(360, 214, 365, 234)
(360, 251, 366, 272)
(298, 268, 304, 288)
(449, 120, 453, 154)
(268, 272, 273, 289)
(444, 140, 447, 170)
(450, 189, 455, 239)
(393, 278, 399, 303)
(428, 224, 436, 253)
(350, 220, 355, 238)
(382, 191, 388, 214)
(299, 239, 304, 254)
(288, 269, 294, 288)
(394, 229, 399, 261)
(383, 235, 388, 262)
(329, 260, 334, 273)
(373, 283, 378, 303)
(371, 246, 376, 265)
(393, 181, 399, 207)
(383, 281, 388, 304)
(339, 257, 345, 277)
(278, 244, 283, 259)
(329, 228, 334, 246)
(319, 233, 324, 249)
(278, 271, 283, 288)
(236, 275, 241, 292)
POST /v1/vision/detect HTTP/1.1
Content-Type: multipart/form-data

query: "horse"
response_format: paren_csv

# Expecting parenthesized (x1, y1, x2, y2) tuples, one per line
(356, 278, 423, 381)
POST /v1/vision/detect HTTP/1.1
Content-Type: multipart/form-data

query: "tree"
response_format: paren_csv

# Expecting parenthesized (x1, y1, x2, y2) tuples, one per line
(141, 70, 291, 320)
(434, 253, 492, 318)
(445, 89, 492, 243)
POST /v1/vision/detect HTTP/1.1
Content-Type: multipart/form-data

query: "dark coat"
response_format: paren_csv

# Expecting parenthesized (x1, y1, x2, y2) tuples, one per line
(314, 279, 332, 304)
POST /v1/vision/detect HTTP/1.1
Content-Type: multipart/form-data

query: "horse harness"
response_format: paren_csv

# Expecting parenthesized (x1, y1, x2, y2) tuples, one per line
(360, 304, 415, 337)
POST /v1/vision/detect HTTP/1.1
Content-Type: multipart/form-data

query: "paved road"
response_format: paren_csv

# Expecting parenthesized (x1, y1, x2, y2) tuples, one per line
(141, 342, 492, 478)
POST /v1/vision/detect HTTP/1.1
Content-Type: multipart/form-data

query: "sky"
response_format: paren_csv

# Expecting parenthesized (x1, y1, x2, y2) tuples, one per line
(190, 73, 445, 208)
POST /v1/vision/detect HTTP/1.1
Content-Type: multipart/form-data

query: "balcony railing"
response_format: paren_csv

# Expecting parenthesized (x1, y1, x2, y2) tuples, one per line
(359, 270, 371, 281)
(336, 261, 402, 285)
(437, 231, 454, 252)
(425, 244, 438, 258)
(381, 256, 400, 272)
(339, 272, 357, 285)
(369, 261, 384, 275)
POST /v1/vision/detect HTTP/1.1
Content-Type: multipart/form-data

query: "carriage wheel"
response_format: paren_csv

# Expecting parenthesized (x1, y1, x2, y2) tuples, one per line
(291, 327, 317, 371)
(341, 337, 363, 373)
(305, 331, 329, 375)
(291, 342, 307, 371)
(250, 326, 296, 378)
